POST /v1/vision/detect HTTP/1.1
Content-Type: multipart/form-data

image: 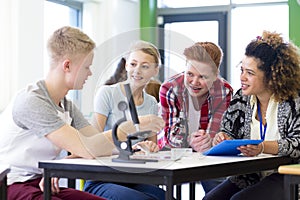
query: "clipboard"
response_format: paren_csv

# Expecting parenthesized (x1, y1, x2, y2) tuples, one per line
(203, 139, 263, 156)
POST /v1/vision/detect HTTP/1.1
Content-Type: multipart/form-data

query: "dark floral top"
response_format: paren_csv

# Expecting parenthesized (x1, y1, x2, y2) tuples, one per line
(220, 89, 300, 188)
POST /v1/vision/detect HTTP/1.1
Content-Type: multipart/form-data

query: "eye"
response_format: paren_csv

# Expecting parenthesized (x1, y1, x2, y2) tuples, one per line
(130, 62, 137, 67)
(186, 72, 193, 77)
(142, 65, 149, 69)
(198, 74, 208, 79)
(248, 71, 255, 76)
(240, 67, 254, 76)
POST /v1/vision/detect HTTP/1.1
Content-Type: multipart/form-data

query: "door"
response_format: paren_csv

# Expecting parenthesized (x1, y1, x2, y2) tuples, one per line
(158, 12, 227, 81)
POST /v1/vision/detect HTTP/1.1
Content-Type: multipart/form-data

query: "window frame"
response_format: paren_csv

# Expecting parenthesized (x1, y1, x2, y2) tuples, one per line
(46, 0, 83, 27)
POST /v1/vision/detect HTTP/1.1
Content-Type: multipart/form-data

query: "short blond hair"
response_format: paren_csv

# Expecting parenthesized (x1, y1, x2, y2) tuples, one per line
(47, 26, 96, 64)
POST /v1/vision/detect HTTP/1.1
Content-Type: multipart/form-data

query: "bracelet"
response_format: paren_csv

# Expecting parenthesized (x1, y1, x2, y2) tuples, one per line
(260, 142, 265, 154)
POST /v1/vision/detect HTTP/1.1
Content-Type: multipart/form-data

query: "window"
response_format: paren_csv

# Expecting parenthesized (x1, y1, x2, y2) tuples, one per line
(162, 19, 222, 80)
(44, 0, 82, 73)
(158, 0, 230, 8)
(157, 0, 288, 91)
(230, 3, 288, 90)
(0, 0, 82, 112)
(44, 0, 83, 108)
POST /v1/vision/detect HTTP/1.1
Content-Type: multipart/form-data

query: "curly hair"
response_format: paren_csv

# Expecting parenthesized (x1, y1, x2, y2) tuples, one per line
(245, 31, 300, 102)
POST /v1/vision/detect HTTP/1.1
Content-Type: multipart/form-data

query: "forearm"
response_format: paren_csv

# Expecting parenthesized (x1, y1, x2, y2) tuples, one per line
(77, 122, 135, 157)
(76, 130, 115, 157)
(147, 134, 157, 143)
(261, 141, 278, 155)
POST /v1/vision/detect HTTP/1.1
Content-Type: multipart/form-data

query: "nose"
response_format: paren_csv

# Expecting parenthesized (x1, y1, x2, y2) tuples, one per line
(88, 69, 92, 76)
(191, 77, 200, 85)
(134, 64, 142, 74)
(240, 71, 246, 81)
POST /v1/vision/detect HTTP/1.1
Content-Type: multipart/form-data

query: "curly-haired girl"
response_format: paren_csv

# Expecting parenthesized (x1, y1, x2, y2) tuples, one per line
(203, 30, 300, 200)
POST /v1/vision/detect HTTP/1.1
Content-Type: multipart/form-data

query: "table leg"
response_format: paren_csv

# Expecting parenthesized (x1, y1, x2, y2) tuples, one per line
(176, 185, 181, 200)
(165, 178, 174, 200)
(189, 182, 195, 200)
(43, 170, 51, 200)
(68, 179, 76, 188)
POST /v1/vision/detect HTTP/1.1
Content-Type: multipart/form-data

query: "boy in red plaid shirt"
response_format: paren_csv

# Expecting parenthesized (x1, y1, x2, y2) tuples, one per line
(158, 42, 233, 192)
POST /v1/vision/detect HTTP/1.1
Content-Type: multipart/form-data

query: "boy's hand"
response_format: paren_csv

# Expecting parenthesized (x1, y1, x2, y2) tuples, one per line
(189, 130, 212, 153)
(39, 177, 60, 194)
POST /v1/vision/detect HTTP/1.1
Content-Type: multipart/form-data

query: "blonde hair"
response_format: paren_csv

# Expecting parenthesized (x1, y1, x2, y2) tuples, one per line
(126, 40, 161, 67)
(47, 26, 96, 64)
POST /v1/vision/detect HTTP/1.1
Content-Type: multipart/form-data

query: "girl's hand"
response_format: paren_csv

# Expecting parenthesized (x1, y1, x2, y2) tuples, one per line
(238, 143, 263, 157)
(119, 115, 164, 135)
(139, 115, 164, 133)
(212, 132, 232, 146)
(133, 140, 159, 153)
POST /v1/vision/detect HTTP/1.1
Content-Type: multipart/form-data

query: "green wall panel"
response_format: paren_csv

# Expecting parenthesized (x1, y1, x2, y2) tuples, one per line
(289, 0, 300, 47)
(140, 0, 157, 44)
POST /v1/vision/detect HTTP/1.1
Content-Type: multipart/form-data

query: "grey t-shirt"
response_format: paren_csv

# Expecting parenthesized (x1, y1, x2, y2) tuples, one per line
(0, 80, 89, 185)
(12, 80, 89, 136)
(94, 83, 158, 131)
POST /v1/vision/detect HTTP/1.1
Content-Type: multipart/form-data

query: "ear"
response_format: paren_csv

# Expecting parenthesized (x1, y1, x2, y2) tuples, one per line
(209, 66, 219, 82)
(213, 69, 220, 81)
(62, 59, 71, 72)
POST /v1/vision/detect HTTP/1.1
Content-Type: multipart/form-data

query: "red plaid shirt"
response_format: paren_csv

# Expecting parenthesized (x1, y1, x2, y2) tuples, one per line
(158, 72, 233, 149)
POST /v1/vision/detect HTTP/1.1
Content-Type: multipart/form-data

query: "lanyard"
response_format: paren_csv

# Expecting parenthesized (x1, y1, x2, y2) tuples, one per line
(257, 103, 267, 140)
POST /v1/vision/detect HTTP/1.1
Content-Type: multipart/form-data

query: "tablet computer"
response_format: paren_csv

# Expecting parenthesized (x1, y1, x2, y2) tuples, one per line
(203, 139, 263, 156)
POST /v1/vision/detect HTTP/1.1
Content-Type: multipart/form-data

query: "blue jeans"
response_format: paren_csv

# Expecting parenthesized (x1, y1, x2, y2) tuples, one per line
(84, 180, 166, 200)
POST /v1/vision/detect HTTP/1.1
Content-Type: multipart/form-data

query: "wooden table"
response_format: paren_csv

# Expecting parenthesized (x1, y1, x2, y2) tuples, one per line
(278, 164, 300, 200)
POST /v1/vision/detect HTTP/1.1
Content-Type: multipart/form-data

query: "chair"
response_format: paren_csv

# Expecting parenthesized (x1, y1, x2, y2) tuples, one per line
(0, 164, 10, 200)
(278, 164, 300, 200)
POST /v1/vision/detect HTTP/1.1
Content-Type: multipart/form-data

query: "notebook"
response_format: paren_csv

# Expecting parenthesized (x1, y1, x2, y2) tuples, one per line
(203, 139, 263, 156)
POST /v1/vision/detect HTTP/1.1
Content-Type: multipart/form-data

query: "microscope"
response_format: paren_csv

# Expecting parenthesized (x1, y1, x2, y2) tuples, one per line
(178, 89, 189, 148)
(111, 83, 156, 163)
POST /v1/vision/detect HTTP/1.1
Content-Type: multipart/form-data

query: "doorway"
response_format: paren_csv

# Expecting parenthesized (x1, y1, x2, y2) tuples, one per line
(158, 12, 228, 81)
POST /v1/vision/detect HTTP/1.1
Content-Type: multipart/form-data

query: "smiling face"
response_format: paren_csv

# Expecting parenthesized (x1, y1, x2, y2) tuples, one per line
(184, 60, 217, 97)
(240, 56, 268, 96)
(125, 50, 159, 89)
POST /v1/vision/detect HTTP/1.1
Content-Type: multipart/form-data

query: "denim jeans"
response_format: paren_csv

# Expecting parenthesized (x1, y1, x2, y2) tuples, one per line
(84, 180, 166, 200)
